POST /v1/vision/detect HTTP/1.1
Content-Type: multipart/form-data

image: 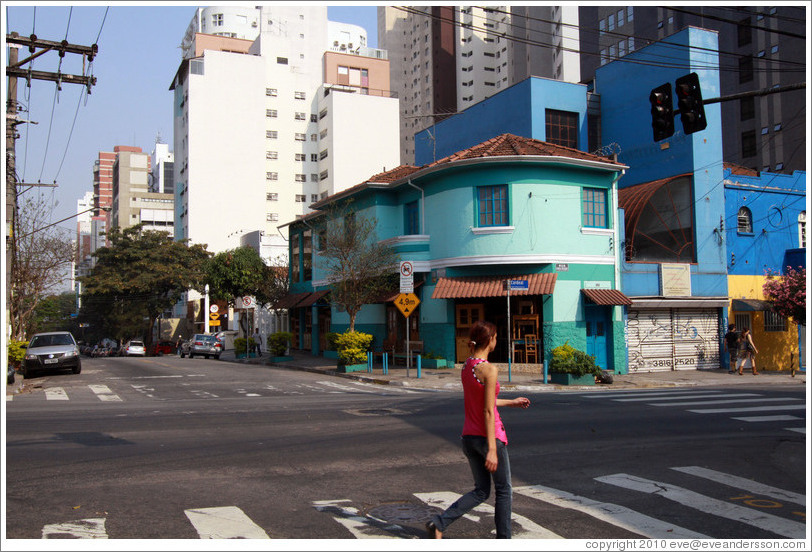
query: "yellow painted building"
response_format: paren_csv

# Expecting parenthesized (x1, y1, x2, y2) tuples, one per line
(727, 275, 800, 371)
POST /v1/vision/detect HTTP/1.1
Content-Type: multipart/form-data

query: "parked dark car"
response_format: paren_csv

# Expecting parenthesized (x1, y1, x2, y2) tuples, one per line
(150, 341, 176, 356)
(180, 334, 222, 359)
(21, 331, 82, 379)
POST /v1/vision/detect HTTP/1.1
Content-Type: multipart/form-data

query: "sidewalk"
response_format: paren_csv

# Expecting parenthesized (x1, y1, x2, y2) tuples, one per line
(218, 350, 807, 392)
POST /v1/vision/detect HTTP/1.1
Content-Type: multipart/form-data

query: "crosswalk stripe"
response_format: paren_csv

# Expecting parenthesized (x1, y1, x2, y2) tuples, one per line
(731, 415, 803, 422)
(89, 384, 123, 402)
(580, 391, 723, 399)
(595, 473, 806, 539)
(670, 467, 806, 506)
(687, 404, 806, 414)
(184, 506, 269, 539)
(42, 518, 107, 538)
(45, 387, 68, 400)
(785, 428, 805, 434)
(313, 500, 401, 539)
(414, 491, 562, 538)
(650, 397, 803, 407)
(614, 393, 760, 402)
(513, 484, 707, 539)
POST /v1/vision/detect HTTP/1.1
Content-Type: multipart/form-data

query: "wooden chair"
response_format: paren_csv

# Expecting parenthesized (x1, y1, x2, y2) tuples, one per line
(524, 334, 538, 363)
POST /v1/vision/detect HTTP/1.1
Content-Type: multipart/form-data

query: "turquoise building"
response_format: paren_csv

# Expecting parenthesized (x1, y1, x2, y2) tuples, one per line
(281, 134, 631, 371)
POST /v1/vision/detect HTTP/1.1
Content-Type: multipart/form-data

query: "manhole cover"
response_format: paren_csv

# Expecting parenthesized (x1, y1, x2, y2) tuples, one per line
(344, 408, 407, 416)
(367, 503, 441, 524)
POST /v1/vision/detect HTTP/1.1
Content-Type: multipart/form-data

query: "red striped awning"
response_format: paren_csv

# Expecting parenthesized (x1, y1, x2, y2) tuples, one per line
(431, 273, 557, 299)
(581, 288, 633, 306)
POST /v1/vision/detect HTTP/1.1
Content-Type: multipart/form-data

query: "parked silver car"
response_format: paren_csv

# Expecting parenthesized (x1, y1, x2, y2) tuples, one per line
(21, 331, 82, 379)
(121, 340, 146, 356)
(180, 334, 221, 359)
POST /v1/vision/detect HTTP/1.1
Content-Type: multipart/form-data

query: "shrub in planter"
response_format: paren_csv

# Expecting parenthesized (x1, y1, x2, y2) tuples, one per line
(334, 330, 373, 366)
(267, 332, 293, 356)
(234, 337, 256, 357)
(7, 340, 28, 369)
(549, 342, 601, 377)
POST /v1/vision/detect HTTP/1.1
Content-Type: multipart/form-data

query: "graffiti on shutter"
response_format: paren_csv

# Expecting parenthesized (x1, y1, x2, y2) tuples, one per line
(626, 308, 720, 372)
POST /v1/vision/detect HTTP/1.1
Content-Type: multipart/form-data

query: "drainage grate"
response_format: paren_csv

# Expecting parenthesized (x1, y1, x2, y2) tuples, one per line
(367, 503, 441, 524)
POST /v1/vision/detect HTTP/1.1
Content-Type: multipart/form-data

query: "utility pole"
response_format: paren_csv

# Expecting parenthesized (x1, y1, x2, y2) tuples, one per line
(5, 31, 98, 337)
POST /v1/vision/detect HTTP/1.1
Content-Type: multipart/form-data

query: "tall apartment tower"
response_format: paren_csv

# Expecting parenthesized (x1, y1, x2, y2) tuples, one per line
(111, 147, 175, 236)
(72, 191, 94, 291)
(150, 138, 175, 195)
(379, 5, 581, 165)
(578, 5, 807, 174)
(171, 5, 398, 256)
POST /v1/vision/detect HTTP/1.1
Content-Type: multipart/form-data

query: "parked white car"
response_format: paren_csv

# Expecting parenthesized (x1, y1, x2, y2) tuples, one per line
(122, 340, 146, 357)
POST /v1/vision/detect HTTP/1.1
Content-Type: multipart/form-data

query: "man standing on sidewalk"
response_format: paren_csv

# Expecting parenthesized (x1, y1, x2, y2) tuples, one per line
(723, 324, 739, 373)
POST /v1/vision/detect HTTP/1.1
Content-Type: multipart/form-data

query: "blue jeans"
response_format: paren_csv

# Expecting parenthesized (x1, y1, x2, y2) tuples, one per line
(431, 435, 512, 538)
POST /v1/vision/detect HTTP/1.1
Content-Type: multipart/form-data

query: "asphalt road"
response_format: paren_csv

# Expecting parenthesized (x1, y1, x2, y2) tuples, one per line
(4, 355, 807, 542)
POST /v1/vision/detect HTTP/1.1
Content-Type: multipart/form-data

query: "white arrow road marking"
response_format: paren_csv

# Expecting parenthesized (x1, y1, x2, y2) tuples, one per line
(312, 500, 401, 539)
(414, 491, 562, 538)
(45, 387, 68, 400)
(88, 384, 122, 402)
(596, 473, 806, 539)
(42, 518, 107, 538)
(670, 467, 806, 506)
(514, 484, 707, 539)
(184, 506, 269, 539)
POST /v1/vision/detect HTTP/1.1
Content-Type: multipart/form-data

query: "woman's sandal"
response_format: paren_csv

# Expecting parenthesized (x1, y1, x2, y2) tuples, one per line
(425, 521, 441, 539)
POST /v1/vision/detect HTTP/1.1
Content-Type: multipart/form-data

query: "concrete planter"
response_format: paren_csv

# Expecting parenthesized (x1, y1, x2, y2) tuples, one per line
(549, 373, 595, 386)
(337, 363, 368, 373)
(323, 350, 339, 359)
(421, 358, 447, 369)
(236, 352, 258, 359)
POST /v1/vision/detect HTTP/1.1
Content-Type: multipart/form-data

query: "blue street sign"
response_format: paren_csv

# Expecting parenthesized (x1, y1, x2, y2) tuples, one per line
(508, 279, 529, 290)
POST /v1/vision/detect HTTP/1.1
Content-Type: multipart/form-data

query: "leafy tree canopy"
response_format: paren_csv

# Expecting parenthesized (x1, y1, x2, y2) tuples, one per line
(205, 246, 268, 305)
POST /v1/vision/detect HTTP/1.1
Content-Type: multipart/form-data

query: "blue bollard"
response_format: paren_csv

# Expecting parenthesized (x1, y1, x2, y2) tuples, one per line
(367, 352, 372, 373)
(417, 355, 421, 379)
(383, 352, 388, 375)
(543, 360, 547, 384)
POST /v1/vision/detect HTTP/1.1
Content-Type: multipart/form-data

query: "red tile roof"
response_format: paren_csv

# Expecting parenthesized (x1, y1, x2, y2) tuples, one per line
(581, 288, 633, 306)
(431, 273, 557, 299)
(427, 133, 625, 168)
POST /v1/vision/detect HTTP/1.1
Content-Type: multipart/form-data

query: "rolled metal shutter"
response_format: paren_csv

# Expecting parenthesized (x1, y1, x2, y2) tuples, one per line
(627, 308, 720, 372)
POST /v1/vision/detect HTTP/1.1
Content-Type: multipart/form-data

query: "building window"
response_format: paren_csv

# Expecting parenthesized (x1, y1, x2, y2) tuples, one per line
(295, 153, 306, 162)
(404, 200, 419, 235)
(771, 44, 779, 54)
(295, 112, 306, 120)
(477, 185, 508, 227)
(734, 313, 751, 332)
(266, 88, 277, 97)
(774, 162, 784, 171)
(311, 134, 318, 142)
(737, 207, 753, 233)
(319, 149, 328, 160)
(266, 151, 278, 159)
(741, 130, 757, 158)
(774, 123, 782, 132)
(737, 17, 752, 46)
(267, 193, 278, 201)
(266, 109, 277, 118)
(740, 96, 755, 121)
(319, 128, 328, 139)
(320, 170, 329, 181)
(582, 188, 608, 228)
(294, 91, 306, 100)
(545, 109, 578, 150)
(627, 6, 633, 22)
(311, 174, 318, 182)
(739, 56, 754, 84)
(267, 213, 279, 222)
(799, 211, 806, 248)
(311, 154, 318, 162)
(266, 130, 278, 139)
(294, 133, 306, 141)
(267, 172, 278, 181)
(295, 174, 306, 182)
(295, 194, 306, 202)
(617, 9, 624, 27)
(311, 194, 319, 203)
(212, 13, 223, 26)
(277, 57, 288, 65)
(763, 310, 787, 332)
(319, 109, 328, 120)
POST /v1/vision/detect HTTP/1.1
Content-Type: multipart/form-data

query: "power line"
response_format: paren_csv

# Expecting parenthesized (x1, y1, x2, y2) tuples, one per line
(664, 6, 805, 39)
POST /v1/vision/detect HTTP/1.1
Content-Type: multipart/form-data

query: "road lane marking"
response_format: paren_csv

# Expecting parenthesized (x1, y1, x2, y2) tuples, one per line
(42, 518, 107, 538)
(687, 404, 806, 414)
(595, 473, 805, 539)
(184, 506, 269, 539)
(414, 491, 562, 538)
(650, 397, 803, 407)
(514, 484, 707, 539)
(88, 384, 122, 402)
(45, 387, 68, 400)
(785, 428, 805, 434)
(670, 467, 805, 506)
(312, 500, 401, 539)
(580, 391, 724, 399)
(730, 415, 803, 422)
(614, 393, 761, 402)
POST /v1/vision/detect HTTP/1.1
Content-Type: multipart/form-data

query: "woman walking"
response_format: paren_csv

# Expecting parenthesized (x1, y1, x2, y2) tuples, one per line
(426, 320, 530, 539)
(737, 327, 759, 375)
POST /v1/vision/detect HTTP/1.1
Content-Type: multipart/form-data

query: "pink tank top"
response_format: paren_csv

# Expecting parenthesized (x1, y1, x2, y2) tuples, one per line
(461, 357, 508, 445)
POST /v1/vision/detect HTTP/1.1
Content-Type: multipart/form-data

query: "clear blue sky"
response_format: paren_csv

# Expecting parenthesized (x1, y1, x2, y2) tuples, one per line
(3, 3, 379, 247)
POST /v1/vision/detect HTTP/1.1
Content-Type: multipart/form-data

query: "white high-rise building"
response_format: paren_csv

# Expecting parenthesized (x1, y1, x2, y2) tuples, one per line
(379, 5, 581, 165)
(171, 6, 398, 257)
(150, 137, 174, 195)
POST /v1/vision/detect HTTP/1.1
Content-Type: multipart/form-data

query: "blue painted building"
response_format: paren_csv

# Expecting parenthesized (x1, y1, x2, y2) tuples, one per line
(282, 134, 631, 372)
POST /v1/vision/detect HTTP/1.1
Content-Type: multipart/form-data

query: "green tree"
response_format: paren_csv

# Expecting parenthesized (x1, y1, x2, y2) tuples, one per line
(32, 292, 77, 334)
(80, 225, 211, 346)
(205, 246, 267, 306)
(318, 206, 398, 331)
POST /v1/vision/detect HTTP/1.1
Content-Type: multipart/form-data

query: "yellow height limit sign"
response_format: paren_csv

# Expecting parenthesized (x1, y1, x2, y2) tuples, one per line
(394, 293, 420, 318)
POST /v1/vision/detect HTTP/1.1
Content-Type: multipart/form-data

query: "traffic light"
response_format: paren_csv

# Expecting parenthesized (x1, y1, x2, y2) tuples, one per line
(675, 72, 707, 135)
(649, 82, 674, 142)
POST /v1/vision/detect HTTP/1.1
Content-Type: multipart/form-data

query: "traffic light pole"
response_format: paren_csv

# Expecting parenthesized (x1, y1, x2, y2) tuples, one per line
(677, 82, 806, 113)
